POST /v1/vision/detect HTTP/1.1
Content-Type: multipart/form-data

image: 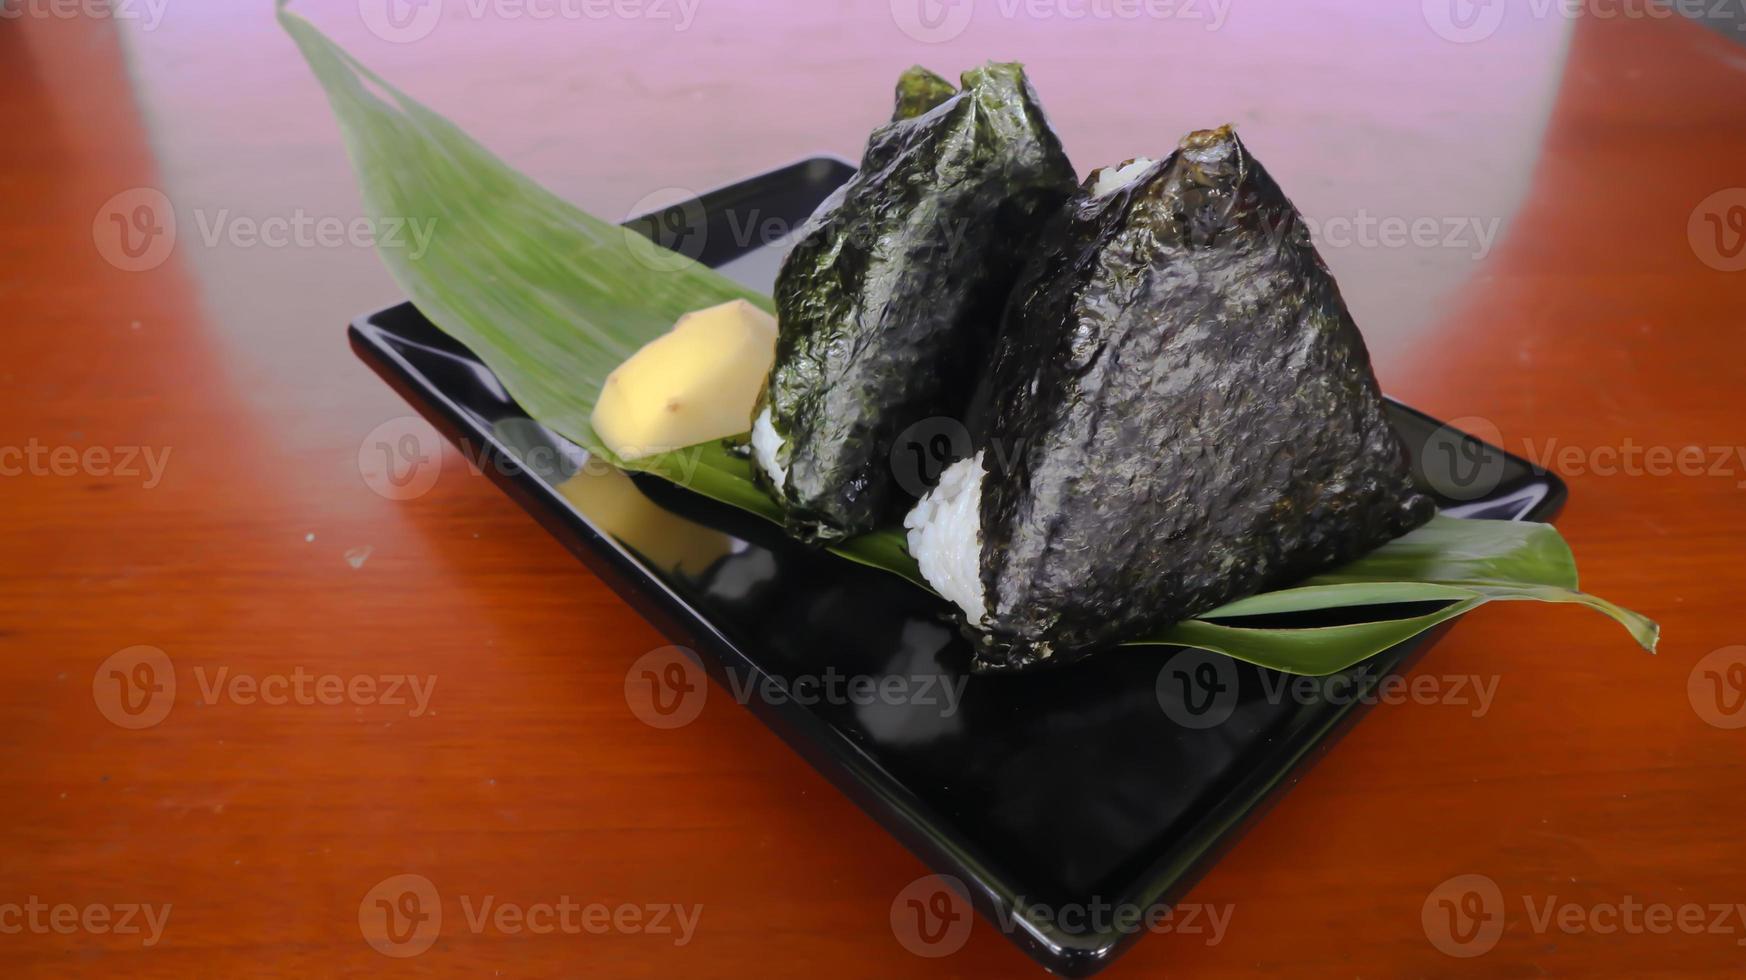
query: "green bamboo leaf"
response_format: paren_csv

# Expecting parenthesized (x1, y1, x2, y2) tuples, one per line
(282, 5, 1656, 674)
(1304, 514, 1579, 591)
(1149, 599, 1490, 675)
(278, 1, 767, 462)
(1198, 580, 1481, 618)
(1472, 584, 1661, 652)
(831, 531, 930, 590)
(1154, 586, 1659, 676)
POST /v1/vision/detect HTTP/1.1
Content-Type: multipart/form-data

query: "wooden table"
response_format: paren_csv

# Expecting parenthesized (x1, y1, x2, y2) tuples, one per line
(4, 2, 1743, 975)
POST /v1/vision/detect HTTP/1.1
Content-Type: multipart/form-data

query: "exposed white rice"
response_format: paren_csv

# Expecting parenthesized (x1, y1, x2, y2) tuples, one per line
(751, 405, 787, 489)
(1091, 157, 1156, 197)
(903, 452, 987, 626)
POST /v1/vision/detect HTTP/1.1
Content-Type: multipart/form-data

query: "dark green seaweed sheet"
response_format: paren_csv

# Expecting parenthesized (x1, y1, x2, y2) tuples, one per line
(972, 126, 1437, 671)
(893, 65, 956, 121)
(761, 63, 1077, 544)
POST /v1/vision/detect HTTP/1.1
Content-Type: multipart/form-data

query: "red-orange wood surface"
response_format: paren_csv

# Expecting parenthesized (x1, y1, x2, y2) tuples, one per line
(2, 2, 1744, 976)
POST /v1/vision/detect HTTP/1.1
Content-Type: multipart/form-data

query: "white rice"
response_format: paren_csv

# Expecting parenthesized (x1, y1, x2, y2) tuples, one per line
(904, 452, 987, 626)
(751, 405, 787, 489)
(1091, 157, 1156, 197)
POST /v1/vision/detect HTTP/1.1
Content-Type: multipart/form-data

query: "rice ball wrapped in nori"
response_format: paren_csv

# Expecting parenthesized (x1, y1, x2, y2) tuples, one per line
(752, 63, 1077, 545)
(906, 126, 1437, 671)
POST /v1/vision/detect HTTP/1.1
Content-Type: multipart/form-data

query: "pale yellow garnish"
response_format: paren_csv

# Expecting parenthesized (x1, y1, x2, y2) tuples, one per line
(590, 299, 777, 461)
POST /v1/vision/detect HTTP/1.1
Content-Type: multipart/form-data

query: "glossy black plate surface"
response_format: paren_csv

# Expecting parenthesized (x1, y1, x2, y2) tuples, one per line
(349, 157, 1564, 976)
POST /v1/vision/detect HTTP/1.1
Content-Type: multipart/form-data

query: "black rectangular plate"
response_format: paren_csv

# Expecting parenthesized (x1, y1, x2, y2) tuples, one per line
(349, 157, 1565, 976)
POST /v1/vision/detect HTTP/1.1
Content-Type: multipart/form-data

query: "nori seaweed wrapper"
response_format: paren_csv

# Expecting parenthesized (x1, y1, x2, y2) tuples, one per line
(893, 65, 956, 121)
(760, 63, 1077, 545)
(969, 126, 1436, 671)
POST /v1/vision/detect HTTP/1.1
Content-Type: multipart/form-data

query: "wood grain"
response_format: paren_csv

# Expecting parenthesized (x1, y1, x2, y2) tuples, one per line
(1, 2, 1743, 975)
